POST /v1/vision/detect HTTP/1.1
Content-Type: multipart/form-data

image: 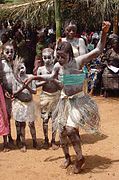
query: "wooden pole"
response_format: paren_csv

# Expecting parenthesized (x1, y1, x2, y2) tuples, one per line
(113, 10, 118, 34)
(54, 0, 61, 40)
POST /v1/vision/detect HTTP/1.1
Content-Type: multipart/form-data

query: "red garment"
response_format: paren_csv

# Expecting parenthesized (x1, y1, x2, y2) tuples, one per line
(0, 85, 9, 136)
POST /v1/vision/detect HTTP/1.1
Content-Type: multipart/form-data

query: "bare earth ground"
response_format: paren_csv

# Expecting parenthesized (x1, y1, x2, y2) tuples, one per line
(0, 91, 119, 180)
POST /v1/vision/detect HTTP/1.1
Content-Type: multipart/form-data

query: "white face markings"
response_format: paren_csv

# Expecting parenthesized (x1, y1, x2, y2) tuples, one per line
(18, 63, 26, 76)
(42, 49, 54, 65)
(3, 45, 14, 61)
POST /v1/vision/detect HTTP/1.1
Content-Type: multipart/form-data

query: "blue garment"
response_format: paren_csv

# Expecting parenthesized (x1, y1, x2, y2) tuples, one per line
(60, 73, 86, 85)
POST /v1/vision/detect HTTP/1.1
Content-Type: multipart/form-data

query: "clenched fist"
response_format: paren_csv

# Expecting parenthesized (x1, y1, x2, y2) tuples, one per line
(102, 21, 111, 33)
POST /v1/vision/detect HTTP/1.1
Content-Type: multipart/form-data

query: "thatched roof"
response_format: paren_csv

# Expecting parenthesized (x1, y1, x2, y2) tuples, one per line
(0, 0, 53, 25)
(0, 0, 118, 31)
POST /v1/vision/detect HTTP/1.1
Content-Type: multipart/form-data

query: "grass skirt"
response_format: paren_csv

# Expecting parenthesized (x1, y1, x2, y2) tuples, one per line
(40, 91, 60, 120)
(52, 91, 100, 134)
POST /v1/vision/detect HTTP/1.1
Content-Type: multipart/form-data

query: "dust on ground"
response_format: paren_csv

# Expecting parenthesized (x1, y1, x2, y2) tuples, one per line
(0, 92, 119, 180)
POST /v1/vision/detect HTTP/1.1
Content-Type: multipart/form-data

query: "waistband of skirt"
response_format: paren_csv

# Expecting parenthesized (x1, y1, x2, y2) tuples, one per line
(60, 90, 85, 99)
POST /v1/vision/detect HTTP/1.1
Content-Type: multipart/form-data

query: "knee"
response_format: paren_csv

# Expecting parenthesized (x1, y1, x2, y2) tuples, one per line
(28, 122, 35, 128)
(15, 121, 21, 127)
(21, 122, 26, 128)
(43, 118, 49, 125)
(66, 126, 75, 136)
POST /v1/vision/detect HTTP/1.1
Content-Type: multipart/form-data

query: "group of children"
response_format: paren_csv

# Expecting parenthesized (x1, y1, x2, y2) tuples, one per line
(0, 21, 110, 174)
(0, 42, 60, 152)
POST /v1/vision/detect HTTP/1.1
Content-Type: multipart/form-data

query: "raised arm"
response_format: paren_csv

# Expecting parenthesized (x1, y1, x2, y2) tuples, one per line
(76, 21, 111, 67)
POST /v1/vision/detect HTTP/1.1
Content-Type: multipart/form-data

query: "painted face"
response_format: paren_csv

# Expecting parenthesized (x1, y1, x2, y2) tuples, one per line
(17, 63, 26, 77)
(65, 24, 77, 39)
(3, 45, 14, 61)
(42, 52, 54, 65)
(57, 51, 69, 66)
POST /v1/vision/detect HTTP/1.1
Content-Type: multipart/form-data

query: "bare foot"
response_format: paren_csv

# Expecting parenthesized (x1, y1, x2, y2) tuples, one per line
(20, 145, 27, 153)
(51, 143, 59, 150)
(73, 156, 85, 174)
(60, 158, 71, 169)
(8, 138, 15, 148)
(43, 141, 50, 149)
(3, 145, 10, 152)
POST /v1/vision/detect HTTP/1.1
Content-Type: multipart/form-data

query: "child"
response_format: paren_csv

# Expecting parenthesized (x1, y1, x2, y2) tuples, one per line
(36, 48, 62, 150)
(0, 59, 9, 152)
(12, 57, 37, 152)
(33, 30, 47, 75)
(27, 21, 110, 173)
(1, 42, 15, 146)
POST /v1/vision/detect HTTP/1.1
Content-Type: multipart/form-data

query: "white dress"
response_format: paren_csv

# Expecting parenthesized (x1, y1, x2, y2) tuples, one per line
(12, 75, 36, 122)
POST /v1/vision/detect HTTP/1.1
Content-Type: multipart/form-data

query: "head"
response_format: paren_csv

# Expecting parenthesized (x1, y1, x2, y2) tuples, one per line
(2, 42, 14, 61)
(3, 21, 8, 29)
(56, 41, 74, 66)
(91, 33, 99, 46)
(37, 30, 45, 43)
(14, 56, 26, 78)
(64, 20, 77, 40)
(1, 33, 9, 44)
(109, 34, 119, 51)
(42, 48, 54, 65)
(15, 31, 24, 42)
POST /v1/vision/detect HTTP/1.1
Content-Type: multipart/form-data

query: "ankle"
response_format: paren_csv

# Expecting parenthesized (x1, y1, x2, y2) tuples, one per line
(65, 153, 71, 160)
(45, 138, 49, 143)
(33, 140, 37, 148)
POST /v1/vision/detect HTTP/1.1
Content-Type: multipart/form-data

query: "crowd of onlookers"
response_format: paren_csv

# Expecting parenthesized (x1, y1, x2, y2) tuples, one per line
(0, 19, 119, 97)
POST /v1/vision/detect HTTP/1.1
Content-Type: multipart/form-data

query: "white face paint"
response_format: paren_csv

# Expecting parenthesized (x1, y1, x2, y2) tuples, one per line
(3, 45, 14, 61)
(18, 63, 26, 77)
(42, 51, 54, 65)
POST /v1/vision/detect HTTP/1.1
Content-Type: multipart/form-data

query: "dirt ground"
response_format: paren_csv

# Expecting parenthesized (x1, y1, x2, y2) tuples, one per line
(0, 92, 119, 180)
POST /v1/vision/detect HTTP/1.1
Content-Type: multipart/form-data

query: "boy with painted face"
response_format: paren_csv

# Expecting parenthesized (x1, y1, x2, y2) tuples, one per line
(12, 57, 38, 152)
(27, 21, 110, 173)
(36, 48, 62, 150)
(1, 42, 15, 146)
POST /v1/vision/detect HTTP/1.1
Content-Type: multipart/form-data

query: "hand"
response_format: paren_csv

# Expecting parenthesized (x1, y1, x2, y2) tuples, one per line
(5, 91, 11, 99)
(102, 21, 111, 33)
(23, 77, 34, 86)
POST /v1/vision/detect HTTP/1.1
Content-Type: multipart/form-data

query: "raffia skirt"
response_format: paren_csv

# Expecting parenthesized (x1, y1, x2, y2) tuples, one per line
(40, 90, 61, 120)
(52, 91, 100, 134)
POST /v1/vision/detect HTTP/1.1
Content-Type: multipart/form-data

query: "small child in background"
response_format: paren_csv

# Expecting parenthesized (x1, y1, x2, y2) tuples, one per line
(33, 30, 47, 75)
(12, 57, 38, 152)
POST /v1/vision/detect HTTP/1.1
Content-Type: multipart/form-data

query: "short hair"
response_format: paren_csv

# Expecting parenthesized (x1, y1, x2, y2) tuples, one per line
(64, 19, 77, 30)
(2, 42, 14, 52)
(42, 48, 54, 55)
